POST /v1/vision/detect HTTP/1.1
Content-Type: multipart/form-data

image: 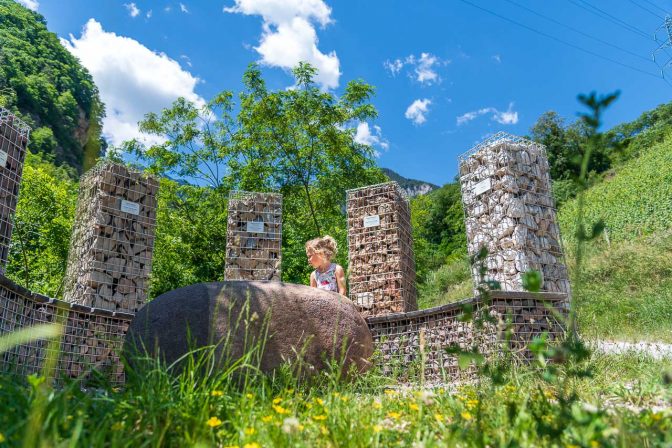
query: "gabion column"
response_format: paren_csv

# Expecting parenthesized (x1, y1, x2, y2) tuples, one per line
(458, 132, 571, 295)
(63, 161, 159, 313)
(0, 108, 30, 273)
(225, 191, 282, 281)
(347, 181, 417, 317)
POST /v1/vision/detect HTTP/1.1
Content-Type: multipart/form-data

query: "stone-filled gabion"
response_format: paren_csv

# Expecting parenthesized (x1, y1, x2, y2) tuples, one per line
(458, 133, 571, 295)
(0, 108, 30, 273)
(366, 291, 567, 383)
(347, 182, 417, 317)
(225, 191, 282, 281)
(0, 275, 131, 385)
(63, 162, 159, 313)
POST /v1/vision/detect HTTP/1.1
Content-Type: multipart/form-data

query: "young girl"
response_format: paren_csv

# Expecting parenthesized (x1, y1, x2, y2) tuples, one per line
(306, 236, 347, 296)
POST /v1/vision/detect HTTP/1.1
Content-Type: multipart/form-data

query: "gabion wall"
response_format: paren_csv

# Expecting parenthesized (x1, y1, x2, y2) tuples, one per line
(225, 191, 282, 281)
(63, 162, 159, 313)
(366, 291, 567, 383)
(0, 108, 30, 273)
(0, 275, 131, 385)
(347, 182, 417, 317)
(459, 133, 571, 295)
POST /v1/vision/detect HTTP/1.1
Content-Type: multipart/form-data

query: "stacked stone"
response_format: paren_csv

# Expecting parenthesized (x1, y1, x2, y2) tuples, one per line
(458, 133, 570, 294)
(225, 191, 282, 281)
(63, 162, 159, 314)
(0, 108, 30, 273)
(0, 276, 131, 385)
(347, 182, 417, 317)
(365, 291, 566, 383)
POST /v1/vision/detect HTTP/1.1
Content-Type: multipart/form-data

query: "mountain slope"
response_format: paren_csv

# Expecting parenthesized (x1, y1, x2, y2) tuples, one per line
(382, 168, 438, 197)
(0, 0, 104, 172)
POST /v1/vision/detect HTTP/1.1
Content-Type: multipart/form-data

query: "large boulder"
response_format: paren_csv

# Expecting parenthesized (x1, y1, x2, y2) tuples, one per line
(125, 281, 373, 377)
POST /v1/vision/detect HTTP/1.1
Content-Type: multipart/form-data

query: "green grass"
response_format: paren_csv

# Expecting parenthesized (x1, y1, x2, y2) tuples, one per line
(559, 132, 672, 247)
(0, 347, 670, 447)
(417, 257, 473, 309)
(573, 231, 672, 343)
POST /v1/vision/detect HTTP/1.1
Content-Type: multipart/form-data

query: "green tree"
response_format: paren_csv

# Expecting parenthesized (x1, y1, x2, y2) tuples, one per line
(6, 152, 78, 297)
(123, 62, 384, 291)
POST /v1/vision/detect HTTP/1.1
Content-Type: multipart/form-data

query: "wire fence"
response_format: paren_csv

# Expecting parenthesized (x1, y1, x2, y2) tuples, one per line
(347, 182, 417, 317)
(459, 133, 571, 295)
(225, 191, 283, 281)
(366, 291, 567, 383)
(0, 275, 131, 385)
(0, 107, 29, 273)
(63, 161, 159, 314)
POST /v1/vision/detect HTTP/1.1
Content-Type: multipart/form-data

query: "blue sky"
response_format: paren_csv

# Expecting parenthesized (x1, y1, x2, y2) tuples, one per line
(21, 0, 672, 186)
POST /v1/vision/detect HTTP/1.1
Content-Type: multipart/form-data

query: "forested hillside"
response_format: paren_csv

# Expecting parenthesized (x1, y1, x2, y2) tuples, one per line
(0, 0, 104, 171)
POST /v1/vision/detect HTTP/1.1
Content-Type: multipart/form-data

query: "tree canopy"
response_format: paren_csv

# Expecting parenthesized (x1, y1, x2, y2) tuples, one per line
(123, 63, 385, 292)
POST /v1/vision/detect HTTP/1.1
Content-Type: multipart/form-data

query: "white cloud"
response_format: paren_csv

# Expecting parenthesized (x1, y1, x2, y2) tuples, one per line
(224, 0, 340, 90)
(384, 52, 448, 85)
(405, 99, 432, 125)
(383, 58, 403, 76)
(492, 54, 501, 63)
(457, 103, 518, 126)
(179, 2, 189, 13)
(146, 9, 153, 18)
(16, 0, 39, 11)
(61, 19, 206, 146)
(124, 2, 141, 17)
(354, 122, 388, 157)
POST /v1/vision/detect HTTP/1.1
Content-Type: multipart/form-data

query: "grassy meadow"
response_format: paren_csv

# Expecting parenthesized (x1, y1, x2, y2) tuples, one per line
(0, 341, 670, 447)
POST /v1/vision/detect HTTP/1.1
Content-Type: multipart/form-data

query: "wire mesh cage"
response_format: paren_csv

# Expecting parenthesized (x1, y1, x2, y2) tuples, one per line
(225, 191, 283, 281)
(346, 182, 417, 317)
(0, 107, 30, 273)
(63, 161, 159, 314)
(0, 276, 131, 385)
(366, 291, 566, 383)
(458, 133, 571, 295)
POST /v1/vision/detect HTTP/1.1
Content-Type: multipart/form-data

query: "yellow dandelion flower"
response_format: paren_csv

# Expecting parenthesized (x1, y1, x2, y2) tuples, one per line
(590, 441, 599, 448)
(386, 411, 401, 420)
(373, 401, 382, 409)
(466, 399, 479, 410)
(211, 390, 224, 397)
(434, 413, 444, 422)
(286, 388, 294, 394)
(315, 398, 324, 406)
(246, 393, 254, 399)
(207, 416, 223, 427)
(409, 403, 419, 411)
(340, 396, 349, 402)
(372, 424, 383, 433)
(243, 443, 260, 448)
(320, 425, 329, 435)
(244, 427, 256, 436)
(461, 411, 473, 421)
(305, 403, 313, 409)
(273, 397, 282, 404)
(261, 415, 273, 423)
(0, 433, 6, 443)
(384, 389, 398, 396)
(312, 414, 327, 421)
(273, 404, 289, 414)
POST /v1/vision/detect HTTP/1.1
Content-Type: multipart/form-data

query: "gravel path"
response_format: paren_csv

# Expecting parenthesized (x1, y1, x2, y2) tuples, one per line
(594, 340, 672, 360)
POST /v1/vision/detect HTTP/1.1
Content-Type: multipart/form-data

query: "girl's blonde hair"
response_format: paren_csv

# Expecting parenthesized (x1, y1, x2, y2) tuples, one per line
(305, 235, 338, 260)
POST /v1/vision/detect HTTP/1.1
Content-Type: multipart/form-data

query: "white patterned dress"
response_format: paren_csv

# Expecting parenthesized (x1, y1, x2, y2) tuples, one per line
(314, 263, 338, 292)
